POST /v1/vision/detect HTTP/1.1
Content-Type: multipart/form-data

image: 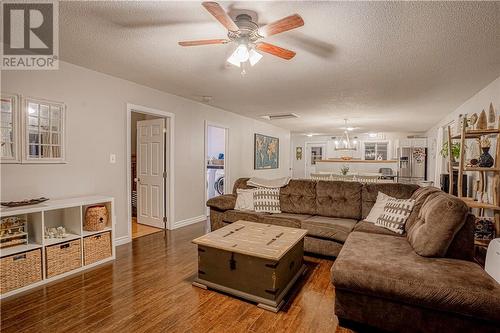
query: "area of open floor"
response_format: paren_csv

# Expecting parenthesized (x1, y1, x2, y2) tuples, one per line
(0, 222, 350, 333)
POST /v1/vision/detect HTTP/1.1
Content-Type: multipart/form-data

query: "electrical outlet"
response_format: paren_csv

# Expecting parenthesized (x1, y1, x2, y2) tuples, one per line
(109, 154, 116, 164)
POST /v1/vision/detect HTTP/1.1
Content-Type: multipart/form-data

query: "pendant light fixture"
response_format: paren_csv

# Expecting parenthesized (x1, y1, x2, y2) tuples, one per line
(334, 119, 357, 151)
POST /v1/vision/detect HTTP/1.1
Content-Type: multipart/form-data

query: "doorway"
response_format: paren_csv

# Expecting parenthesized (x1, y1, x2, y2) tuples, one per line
(127, 104, 175, 242)
(305, 142, 327, 178)
(205, 122, 229, 216)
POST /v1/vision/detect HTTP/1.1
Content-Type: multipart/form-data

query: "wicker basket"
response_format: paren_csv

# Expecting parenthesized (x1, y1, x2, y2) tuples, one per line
(0, 249, 42, 294)
(45, 239, 82, 278)
(84, 205, 108, 231)
(83, 231, 112, 265)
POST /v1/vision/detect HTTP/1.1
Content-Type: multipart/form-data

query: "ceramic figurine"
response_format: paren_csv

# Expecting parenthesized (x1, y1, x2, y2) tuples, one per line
(477, 110, 487, 130)
(56, 226, 67, 238)
(488, 103, 496, 129)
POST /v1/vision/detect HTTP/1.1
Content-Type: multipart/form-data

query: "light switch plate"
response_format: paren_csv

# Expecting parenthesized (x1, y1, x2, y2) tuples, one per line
(109, 154, 116, 164)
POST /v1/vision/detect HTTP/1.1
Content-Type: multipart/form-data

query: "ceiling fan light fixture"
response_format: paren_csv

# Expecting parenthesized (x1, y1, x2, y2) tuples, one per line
(227, 44, 251, 68)
(248, 49, 263, 66)
(226, 53, 241, 67)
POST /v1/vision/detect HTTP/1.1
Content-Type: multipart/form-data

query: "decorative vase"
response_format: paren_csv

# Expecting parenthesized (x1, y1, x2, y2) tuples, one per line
(479, 147, 494, 167)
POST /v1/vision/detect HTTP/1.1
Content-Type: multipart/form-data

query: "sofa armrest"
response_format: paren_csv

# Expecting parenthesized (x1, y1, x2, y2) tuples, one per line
(206, 194, 236, 211)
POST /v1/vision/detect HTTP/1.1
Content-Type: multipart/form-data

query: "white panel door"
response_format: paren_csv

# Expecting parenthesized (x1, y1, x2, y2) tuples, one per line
(305, 143, 326, 177)
(137, 118, 165, 228)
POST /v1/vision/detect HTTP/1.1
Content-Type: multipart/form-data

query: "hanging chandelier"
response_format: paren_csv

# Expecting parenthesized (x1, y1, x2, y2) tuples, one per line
(334, 119, 358, 151)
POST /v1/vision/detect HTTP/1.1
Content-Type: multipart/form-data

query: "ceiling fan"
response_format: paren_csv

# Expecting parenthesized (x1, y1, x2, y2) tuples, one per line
(178, 2, 304, 74)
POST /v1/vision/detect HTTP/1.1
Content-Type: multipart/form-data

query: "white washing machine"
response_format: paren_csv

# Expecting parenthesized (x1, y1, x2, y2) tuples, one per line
(207, 165, 224, 200)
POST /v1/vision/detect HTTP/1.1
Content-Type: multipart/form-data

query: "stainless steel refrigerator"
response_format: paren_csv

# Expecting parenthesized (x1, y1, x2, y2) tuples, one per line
(398, 147, 427, 184)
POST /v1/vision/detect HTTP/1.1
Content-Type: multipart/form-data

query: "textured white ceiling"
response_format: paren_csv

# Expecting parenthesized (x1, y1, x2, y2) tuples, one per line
(59, 1, 500, 134)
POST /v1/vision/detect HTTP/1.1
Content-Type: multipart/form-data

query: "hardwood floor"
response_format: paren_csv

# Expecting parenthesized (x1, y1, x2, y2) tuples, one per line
(0, 221, 351, 333)
(131, 217, 163, 239)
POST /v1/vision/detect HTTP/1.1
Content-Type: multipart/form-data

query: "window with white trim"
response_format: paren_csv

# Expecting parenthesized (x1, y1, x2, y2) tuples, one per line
(364, 142, 388, 160)
(0, 94, 20, 163)
(23, 98, 65, 163)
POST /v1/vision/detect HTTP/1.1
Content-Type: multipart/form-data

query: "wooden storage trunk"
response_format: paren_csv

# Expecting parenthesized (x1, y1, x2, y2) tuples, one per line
(197, 240, 304, 307)
(192, 221, 307, 312)
(83, 231, 112, 265)
(46, 239, 82, 278)
(0, 249, 42, 294)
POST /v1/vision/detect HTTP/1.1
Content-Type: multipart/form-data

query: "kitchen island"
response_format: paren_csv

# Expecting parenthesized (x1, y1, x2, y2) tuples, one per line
(315, 159, 398, 175)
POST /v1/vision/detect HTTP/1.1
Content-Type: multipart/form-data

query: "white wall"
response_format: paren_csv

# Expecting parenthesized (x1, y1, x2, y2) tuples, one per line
(207, 125, 225, 160)
(426, 76, 500, 187)
(1, 61, 291, 240)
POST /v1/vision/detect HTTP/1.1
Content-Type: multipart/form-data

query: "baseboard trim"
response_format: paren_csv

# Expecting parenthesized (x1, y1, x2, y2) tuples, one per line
(173, 215, 206, 229)
(115, 235, 131, 246)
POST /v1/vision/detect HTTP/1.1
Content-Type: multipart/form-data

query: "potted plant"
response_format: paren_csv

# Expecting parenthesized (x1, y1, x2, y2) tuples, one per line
(440, 141, 462, 166)
(340, 165, 349, 175)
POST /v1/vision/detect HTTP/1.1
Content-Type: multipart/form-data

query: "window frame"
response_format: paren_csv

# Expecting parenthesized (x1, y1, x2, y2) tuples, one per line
(363, 141, 389, 161)
(0, 93, 21, 163)
(21, 97, 67, 164)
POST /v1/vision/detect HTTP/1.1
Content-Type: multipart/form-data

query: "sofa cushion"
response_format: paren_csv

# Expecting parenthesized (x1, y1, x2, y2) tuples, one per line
(407, 192, 468, 257)
(302, 216, 358, 242)
(361, 183, 419, 219)
(316, 181, 362, 219)
(223, 210, 268, 224)
(353, 220, 404, 237)
(446, 213, 474, 261)
(332, 231, 500, 323)
(279, 179, 317, 215)
(405, 186, 442, 233)
(271, 213, 312, 221)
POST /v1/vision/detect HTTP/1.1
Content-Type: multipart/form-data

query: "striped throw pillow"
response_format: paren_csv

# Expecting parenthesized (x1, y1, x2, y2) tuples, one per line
(253, 188, 281, 213)
(375, 198, 415, 234)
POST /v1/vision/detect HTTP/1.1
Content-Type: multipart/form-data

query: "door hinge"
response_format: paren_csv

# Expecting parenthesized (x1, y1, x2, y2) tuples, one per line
(163, 171, 167, 178)
(163, 216, 168, 223)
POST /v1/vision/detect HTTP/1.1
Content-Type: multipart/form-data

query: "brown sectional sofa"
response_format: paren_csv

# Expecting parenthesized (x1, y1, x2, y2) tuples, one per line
(207, 178, 500, 332)
(207, 177, 419, 256)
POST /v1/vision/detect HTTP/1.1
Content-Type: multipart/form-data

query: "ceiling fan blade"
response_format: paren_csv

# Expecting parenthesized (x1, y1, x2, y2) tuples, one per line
(202, 2, 239, 33)
(258, 14, 304, 37)
(178, 39, 229, 46)
(256, 42, 296, 60)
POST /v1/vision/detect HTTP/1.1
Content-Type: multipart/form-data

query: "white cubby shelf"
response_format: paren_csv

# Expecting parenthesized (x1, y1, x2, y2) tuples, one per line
(0, 195, 115, 299)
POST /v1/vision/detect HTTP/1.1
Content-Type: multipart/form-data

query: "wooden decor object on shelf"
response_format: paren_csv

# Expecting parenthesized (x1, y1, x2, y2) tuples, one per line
(477, 110, 487, 130)
(489, 103, 496, 129)
(469, 113, 478, 129)
(0, 197, 48, 207)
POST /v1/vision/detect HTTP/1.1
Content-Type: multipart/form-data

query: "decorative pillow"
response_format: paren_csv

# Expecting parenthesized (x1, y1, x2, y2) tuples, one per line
(253, 188, 281, 213)
(375, 198, 415, 234)
(235, 189, 255, 211)
(365, 192, 394, 223)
